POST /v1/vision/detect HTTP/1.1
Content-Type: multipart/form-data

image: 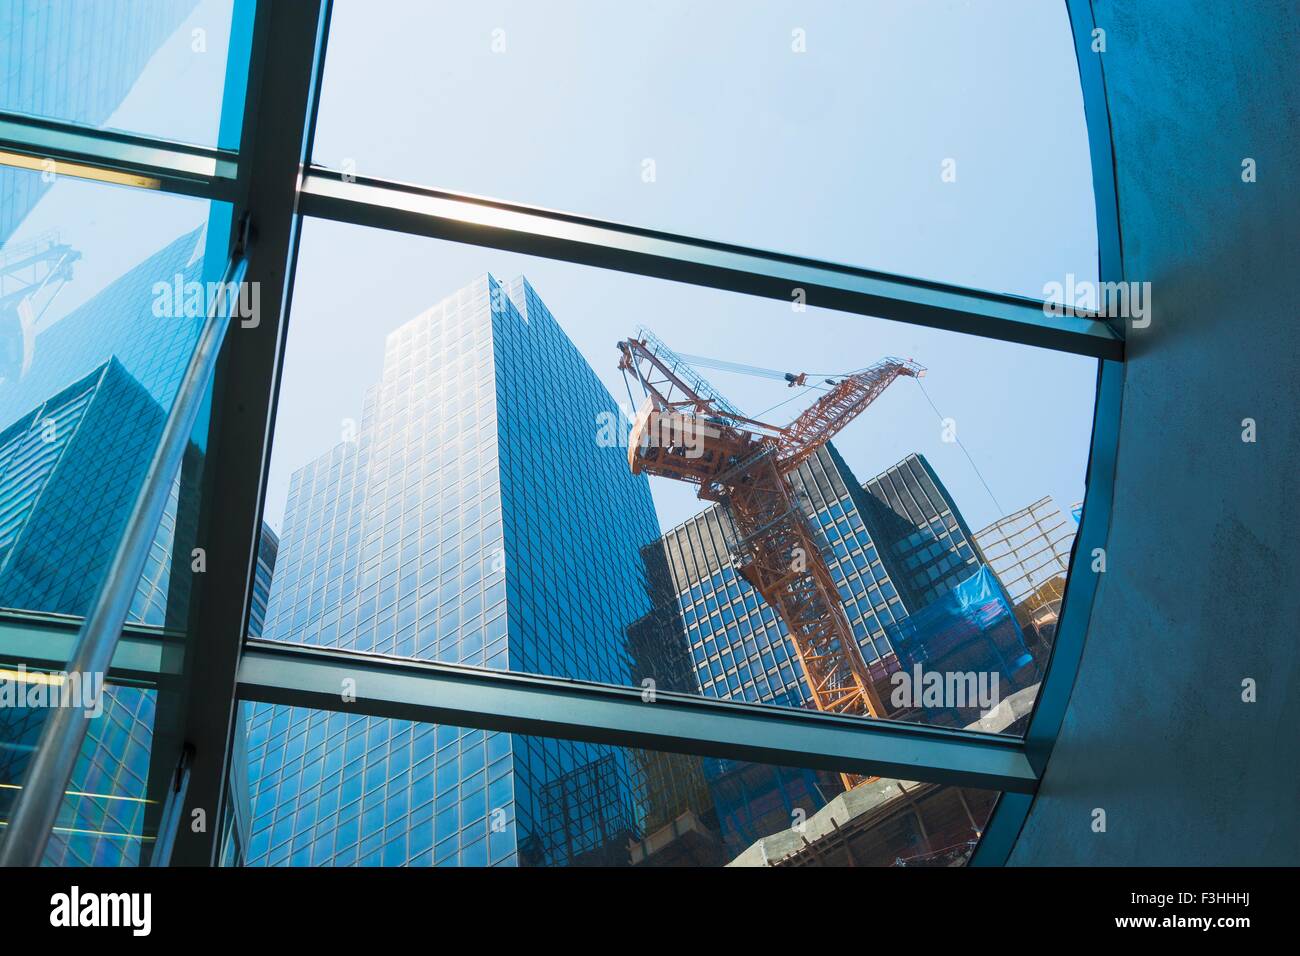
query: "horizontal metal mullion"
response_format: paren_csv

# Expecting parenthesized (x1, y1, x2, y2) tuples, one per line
(238, 639, 1038, 793)
(298, 170, 1122, 360)
(0, 609, 166, 685)
(0, 112, 239, 202)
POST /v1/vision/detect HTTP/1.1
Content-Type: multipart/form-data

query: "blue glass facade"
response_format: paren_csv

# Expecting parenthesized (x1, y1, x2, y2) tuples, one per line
(637, 445, 913, 711)
(634, 448, 985, 710)
(861, 452, 983, 610)
(0, 360, 164, 614)
(247, 274, 660, 866)
(248, 523, 278, 638)
(0, 225, 212, 626)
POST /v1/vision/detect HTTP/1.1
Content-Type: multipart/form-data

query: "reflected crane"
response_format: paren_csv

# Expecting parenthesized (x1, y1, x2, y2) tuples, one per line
(0, 232, 81, 386)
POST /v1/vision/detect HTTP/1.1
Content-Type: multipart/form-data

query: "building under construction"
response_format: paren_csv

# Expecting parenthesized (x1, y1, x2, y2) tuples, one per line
(974, 497, 1078, 665)
(619, 332, 1038, 864)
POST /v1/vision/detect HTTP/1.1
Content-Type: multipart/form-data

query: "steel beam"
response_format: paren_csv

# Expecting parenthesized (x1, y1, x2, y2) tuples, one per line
(1, 612, 1038, 794)
(157, 0, 329, 866)
(298, 170, 1123, 360)
(238, 639, 1039, 794)
(0, 112, 239, 202)
(0, 610, 165, 686)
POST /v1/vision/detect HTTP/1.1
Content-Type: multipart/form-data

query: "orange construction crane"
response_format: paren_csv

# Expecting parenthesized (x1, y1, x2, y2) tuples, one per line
(617, 331, 923, 786)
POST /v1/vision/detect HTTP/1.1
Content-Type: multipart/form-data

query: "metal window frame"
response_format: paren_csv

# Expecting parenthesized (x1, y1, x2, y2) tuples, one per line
(0, 0, 1122, 866)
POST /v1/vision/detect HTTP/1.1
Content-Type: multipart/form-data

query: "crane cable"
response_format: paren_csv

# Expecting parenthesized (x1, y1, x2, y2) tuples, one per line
(911, 376, 1005, 515)
(658, 350, 1006, 516)
(751, 382, 829, 420)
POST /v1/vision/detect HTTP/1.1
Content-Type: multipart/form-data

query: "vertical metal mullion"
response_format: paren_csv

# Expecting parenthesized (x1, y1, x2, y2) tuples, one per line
(162, 0, 329, 867)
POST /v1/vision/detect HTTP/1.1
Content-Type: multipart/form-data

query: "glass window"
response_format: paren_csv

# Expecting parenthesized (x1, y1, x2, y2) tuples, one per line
(0, 166, 230, 624)
(312, 0, 1095, 297)
(255, 218, 1094, 740)
(0, 671, 160, 865)
(1, 0, 255, 148)
(236, 705, 1001, 868)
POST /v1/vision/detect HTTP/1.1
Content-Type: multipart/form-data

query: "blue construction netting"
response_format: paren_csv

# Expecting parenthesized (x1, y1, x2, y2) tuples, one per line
(884, 564, 1036, 725)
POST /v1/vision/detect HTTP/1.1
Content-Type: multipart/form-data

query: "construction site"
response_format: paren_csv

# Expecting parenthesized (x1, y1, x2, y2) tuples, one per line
(616, 330, 1056, 865)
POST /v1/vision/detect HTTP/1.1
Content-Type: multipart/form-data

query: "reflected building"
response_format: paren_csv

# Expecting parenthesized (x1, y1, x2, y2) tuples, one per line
(0, 360, 165, 614)
(246, 275, 659, 866)
(0, 227, 268, 864)
(0, 360, 164, 865)
(0, 0, 200, 243)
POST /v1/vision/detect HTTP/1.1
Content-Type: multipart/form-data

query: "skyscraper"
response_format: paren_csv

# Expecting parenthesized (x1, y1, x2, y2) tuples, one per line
(248, 524, 279, 638)
(0, 226, 209, 430)
(860, 452, 984, 609)
(246, 274, 661, 866)
(629, 445, 920, 855)
(0, 360, 164, 613)
(632, 445, 927, 715)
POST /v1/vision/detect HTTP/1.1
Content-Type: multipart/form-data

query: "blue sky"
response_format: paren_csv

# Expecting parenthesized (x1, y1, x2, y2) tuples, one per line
(9, 0, 1100, 540)
(274, 0, 1098, 534)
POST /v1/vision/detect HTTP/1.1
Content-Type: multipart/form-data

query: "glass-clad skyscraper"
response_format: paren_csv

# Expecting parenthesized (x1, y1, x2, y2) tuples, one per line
(633, 445, 936, 710)
(0, 360, 164, 614)
(246, 275, 661, 866)
(0, 360, 166, 865)
(861, 452, 984, 610)
(248, 524, 279, 638)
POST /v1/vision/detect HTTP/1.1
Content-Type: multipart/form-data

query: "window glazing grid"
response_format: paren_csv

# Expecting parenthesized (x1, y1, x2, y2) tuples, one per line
(0, 0, 1118, 868)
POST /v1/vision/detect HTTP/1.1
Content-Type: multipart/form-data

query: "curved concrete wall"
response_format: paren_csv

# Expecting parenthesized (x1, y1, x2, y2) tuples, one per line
(1009, 0, 1300, 865)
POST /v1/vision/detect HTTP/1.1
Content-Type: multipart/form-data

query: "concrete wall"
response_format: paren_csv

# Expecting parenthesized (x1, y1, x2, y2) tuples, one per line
(1009, 0, 1300, 865)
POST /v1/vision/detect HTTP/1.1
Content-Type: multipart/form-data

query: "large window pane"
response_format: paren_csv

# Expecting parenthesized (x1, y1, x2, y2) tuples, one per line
(0, 166, 228, 625)
(240, 703, 1000, 867)
(313, 0, 1096, 296)
(256, 218, 1095, 740)
(0, 0, 253, 148)
(0, 163, 234, 866)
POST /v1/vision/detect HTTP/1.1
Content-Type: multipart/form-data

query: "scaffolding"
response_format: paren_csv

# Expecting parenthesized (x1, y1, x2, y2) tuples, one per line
(973, 497, 1076, 660)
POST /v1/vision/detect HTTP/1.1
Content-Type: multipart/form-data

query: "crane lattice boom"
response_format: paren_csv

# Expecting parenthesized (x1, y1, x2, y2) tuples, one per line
(617, 335, 923, 787)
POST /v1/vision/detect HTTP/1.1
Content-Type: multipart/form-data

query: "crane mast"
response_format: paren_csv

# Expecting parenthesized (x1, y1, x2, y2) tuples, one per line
(618, 335, 923, 785)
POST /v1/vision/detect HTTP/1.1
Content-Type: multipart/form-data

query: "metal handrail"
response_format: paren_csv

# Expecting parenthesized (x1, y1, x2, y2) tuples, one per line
(0, 251, 249, 867)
